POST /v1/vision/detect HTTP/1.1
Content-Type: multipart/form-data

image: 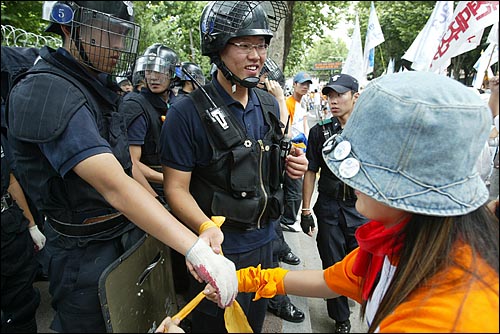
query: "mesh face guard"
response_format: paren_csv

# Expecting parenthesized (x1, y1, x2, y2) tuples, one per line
(205, 1, 287, 34)
(201, 1, 288, 56)
(68, 5, 140, 77)
(260, 57, 285, 88)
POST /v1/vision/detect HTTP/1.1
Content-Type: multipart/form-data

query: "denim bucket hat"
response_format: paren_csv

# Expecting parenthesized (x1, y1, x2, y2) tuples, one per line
(322, 71, 491, 216)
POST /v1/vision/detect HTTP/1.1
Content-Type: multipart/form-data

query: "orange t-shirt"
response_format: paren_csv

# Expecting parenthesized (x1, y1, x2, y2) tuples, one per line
(285, 95, 297, 125)
(324, 245, 499, 333)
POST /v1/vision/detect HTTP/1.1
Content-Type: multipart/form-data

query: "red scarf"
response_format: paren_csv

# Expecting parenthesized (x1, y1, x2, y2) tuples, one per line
(353, 219, 408, 300)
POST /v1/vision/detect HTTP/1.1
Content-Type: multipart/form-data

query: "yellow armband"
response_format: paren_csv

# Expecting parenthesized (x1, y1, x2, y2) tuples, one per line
(237, 264, 289, 301)
(198, 216, 225, 234)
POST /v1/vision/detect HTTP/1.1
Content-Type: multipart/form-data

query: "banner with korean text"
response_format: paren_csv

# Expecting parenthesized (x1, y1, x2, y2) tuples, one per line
(430, 1, 499, 71)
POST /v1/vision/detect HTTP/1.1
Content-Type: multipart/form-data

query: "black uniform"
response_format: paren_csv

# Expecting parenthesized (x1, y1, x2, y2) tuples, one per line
(306, 117, 369, 324)
(6, 46, 144, 333)
(1, 130, 40, 333)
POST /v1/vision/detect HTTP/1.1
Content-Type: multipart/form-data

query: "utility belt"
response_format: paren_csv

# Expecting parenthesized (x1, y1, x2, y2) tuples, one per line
(320, 181, 357, 202)
(221, 218, 269, 232)
(1, 193, 14, 213)
(149, 165, 162, 173)
(47, 212, 129, 237)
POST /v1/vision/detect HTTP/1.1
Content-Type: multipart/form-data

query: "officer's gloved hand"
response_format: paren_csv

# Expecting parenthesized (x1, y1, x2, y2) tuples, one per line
(186, 238, 238, 308)
(300, 213, 315, 236)
(29, 225, 46, 251)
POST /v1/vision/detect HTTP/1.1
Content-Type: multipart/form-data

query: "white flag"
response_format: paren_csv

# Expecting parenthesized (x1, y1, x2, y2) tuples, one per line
(450, 28, 484, 58)
(386, 58, 395, 74)
(363, 1, 385, 78)
(472, 42, 499, 89)
(487, 21, 498, 44)
(342, 14, 364, 84)
(430, 1, 499, 71)
(402, 1, 454, 72)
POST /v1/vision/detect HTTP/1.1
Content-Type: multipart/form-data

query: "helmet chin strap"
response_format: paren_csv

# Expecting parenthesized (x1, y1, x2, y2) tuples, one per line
(214, 58, 260, 93)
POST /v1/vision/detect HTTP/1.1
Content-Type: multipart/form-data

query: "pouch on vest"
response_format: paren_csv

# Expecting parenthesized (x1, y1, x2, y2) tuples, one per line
(190, 84, 246, 151)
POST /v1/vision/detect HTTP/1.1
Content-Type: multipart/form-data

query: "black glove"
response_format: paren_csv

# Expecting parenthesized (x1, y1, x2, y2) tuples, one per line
(300, 213, 315, 234)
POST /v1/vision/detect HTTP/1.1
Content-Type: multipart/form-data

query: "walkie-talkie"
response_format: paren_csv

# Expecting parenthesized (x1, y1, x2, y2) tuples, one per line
(279, 115, 292, 175)
(182, 67, 246, 149)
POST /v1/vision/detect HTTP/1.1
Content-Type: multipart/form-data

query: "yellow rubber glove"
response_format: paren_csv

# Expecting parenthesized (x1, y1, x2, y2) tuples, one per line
(185, 216, 253, 333)
(237, 264, 289, 301)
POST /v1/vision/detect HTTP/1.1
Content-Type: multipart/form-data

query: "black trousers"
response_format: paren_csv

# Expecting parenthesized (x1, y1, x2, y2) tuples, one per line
(280, 174, 303, 225)
(1, 205, 40, 333)
(44, 221, 143, 333)
(268, 221, 293, 311)
(315, 206, 361, 322)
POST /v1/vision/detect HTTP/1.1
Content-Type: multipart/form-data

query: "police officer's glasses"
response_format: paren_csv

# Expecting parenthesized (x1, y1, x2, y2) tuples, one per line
(228, 42, 269, 54)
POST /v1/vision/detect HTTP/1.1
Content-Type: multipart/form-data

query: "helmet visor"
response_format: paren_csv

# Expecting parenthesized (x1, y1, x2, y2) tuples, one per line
(70, 6, 140, 76)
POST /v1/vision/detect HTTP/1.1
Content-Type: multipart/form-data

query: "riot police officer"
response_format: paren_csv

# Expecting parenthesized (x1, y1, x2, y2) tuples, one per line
(120, 44, 193, 300)
(159, 1, 308, 332)
(6, 2, 237, 332)
(176, 62, 206, 97)
(121, 44, 179, 202)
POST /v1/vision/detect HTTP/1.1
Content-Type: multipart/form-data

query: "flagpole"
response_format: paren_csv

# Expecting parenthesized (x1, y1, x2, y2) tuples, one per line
(378, 45, 386, 75)
(483, 43, 497, 87)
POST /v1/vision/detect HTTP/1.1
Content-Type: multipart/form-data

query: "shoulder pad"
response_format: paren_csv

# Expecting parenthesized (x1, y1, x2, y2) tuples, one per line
(8, 73, 86, 143)
(120, 92, 147, 127)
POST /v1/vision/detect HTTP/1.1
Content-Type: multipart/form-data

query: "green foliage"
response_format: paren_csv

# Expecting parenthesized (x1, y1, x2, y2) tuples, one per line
(285, 1, 350, 76)
(134, 1, 211, 78)
(303, 36, 348, 81)
(355, 1, 436, 77)
(1, 1, 46, 34)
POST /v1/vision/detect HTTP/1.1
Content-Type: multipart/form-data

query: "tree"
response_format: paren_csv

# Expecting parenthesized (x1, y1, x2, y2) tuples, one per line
(303, 36, 348, 81)
(1, 1, 46, 35)
(281, 1, 350, 76)
(354, 1, 436, 77)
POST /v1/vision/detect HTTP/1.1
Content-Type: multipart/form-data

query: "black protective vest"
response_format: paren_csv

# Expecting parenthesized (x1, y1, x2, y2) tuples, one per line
(189, 84, 285, 231)
(121, 92, 165, 170)
(6, 47, 132, 223)
(317, 118, 356, 202)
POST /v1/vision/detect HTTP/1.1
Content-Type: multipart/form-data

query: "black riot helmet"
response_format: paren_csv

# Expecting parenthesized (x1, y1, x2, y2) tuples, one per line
(199, 1, 287, 88)
(41, 1, 140, 77)
(133, 44, 179, 93)
(180, 62, 206, 85)
(260, 57, 285, 89)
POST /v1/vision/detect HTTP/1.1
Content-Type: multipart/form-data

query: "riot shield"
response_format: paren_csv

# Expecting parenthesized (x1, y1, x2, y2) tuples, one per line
(98, 234, 178, 333)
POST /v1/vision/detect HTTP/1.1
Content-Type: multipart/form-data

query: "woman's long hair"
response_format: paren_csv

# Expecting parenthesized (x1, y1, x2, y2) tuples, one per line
(361, 205, 499, 332)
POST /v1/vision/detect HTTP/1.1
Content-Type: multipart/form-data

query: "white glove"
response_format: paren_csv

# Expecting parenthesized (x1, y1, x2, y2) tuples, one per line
(186, 238, 238, 308)
(29, 225, 46, 251)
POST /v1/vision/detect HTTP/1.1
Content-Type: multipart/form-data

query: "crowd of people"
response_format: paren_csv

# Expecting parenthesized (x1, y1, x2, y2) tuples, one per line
(1, 1, 498, 334)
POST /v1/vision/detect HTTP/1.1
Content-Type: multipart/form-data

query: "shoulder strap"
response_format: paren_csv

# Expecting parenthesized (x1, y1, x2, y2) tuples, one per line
(121, 92, 154, 127)
(253, 88, 283, 141)
(190, 83, 246, 150)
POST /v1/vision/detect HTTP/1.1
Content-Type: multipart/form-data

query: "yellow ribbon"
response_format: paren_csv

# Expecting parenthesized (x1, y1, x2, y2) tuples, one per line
(167, 216, 252, 333)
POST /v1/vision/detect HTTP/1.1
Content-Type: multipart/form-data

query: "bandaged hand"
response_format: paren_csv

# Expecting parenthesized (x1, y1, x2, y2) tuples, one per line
(237, 264, 289, 301)
(186, 238, 237, 308)
(29, 225, 46, 251)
